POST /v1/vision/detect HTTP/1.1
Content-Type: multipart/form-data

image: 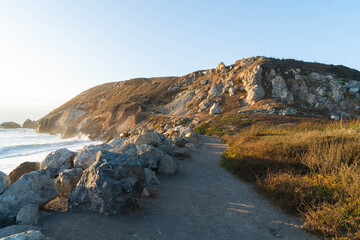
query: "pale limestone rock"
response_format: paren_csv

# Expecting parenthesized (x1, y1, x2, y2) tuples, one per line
(209, 103, 222, 115)
(239, 65, 265, 104)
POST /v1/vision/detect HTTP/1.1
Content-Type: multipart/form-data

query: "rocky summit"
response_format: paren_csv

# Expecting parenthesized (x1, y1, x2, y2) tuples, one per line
(35, 57, 360, 140)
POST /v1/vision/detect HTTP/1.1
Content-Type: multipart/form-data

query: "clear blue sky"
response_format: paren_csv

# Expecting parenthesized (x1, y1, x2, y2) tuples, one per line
(0, 0, 359, 123)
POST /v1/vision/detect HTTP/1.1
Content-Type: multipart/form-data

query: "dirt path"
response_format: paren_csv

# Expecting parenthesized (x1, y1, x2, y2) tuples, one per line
(39, 136, 314, 240)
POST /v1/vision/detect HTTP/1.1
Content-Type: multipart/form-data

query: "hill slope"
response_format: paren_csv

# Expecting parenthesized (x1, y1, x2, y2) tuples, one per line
(37, 57, 360, 139)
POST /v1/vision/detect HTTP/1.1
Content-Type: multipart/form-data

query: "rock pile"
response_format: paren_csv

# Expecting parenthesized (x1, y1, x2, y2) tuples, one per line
(0, 129, 198, 237)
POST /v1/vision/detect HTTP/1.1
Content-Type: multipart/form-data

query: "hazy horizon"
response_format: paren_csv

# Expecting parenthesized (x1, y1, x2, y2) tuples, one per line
(1, 0, 359, 124)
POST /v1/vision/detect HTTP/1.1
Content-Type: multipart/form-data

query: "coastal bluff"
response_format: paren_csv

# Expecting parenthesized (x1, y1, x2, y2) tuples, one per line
(34, 56, 360, 141)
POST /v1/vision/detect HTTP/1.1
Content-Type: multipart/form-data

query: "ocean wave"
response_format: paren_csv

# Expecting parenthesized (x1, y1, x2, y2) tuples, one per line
(0, 138, 97, 160)
(0, 128, 99, 174)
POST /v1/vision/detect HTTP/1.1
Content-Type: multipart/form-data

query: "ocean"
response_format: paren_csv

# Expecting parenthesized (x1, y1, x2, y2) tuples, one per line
(0, 128, 100, 174)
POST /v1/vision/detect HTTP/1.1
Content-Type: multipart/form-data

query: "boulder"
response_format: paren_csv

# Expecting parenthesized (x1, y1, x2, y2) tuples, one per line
(0, 171, 10, 194)
(158, 154, 178, 175)
(209, 103, 222, 114)
(108, 138, 129, 148)
(228, 87, 236, 96)
(69, 150, 148, 215)
(199, 99, 213, 110)
(185, 143, 196, 148)
(179, 127, 198, 139)
(141, 188, 151, 197)
(330, 115, 340, 121)
(306, 93, 316, 106)
(143, 168, 160, 185)
(172, 136, 184, 147)
(0, 225, 41, 239)
(208, 83, 223, 96)
(8, 162, 40, 185)
(16, 204, 39, 225)
(40, 148, 76, 177)
(55, 168, 83, 197)
(22, 119, 39, 129)
(1, 230, 46, 240)
(111, 143, 138, 157)
(73, 144, 111, 170)
(157, 138, 177, 156)
(0, 122, 21, 129)
(271, 75, 294, 101)
(131, 132, 163, 147)
(316, 87, 326, 97)
(135, 144, 163, 169)
(0, 170, 57, 220)
(350, 87, 359, 94)
(173, 147, 191, 158)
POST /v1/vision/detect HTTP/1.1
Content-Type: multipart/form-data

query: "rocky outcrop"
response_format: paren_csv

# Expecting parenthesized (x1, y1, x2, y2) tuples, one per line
(0, 171, 10, 194)
(55, 168, 83, 197)
(8, 162, 40, 185)
(0, 170, 57, 221)
(158, 154, 178, 175)
(69, 150, 149, 215)
(40, 148, 76, 177)
(216, 62, 226, 73)
(16, 204, 39, 225)
(271, 75, 294, 101)
(36, 56, 360, 138)
(240, 65, 265, 104)
(22, 119, 39, 129)
(0, 122, 21, 129)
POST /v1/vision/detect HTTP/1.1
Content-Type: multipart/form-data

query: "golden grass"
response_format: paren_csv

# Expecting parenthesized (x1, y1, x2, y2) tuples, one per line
(221, 119, 360, 239)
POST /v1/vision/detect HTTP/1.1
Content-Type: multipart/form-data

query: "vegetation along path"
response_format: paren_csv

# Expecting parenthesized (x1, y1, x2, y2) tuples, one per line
(39, 136, 314, 240)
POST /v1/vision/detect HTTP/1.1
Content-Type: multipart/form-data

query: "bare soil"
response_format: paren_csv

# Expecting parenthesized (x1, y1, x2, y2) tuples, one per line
(38, 136, 314, 240)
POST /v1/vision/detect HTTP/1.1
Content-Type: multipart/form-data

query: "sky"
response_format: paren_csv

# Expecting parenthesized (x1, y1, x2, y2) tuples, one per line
(0, 0, 359, 124)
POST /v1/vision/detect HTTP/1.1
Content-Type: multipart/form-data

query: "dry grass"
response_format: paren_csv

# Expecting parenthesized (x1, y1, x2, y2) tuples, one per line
(221, 119, 360, 239)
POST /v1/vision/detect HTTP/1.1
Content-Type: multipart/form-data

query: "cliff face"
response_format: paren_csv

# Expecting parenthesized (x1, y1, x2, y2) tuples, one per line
(37, 57, 360, 139)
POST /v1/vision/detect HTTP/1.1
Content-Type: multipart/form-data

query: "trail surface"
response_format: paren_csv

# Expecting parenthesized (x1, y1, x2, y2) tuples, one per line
(39, 136, 314, 240)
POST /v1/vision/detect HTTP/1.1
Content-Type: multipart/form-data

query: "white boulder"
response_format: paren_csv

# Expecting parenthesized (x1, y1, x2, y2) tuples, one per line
(209, 103, 222, 115)
(271, 76, 294, 101)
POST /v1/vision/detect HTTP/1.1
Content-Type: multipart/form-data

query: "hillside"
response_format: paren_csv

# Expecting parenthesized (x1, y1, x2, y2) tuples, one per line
(37, 56, 360, 139)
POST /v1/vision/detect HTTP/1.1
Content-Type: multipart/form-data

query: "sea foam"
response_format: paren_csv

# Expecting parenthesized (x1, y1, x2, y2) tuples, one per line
(0, 128, 99, 174)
